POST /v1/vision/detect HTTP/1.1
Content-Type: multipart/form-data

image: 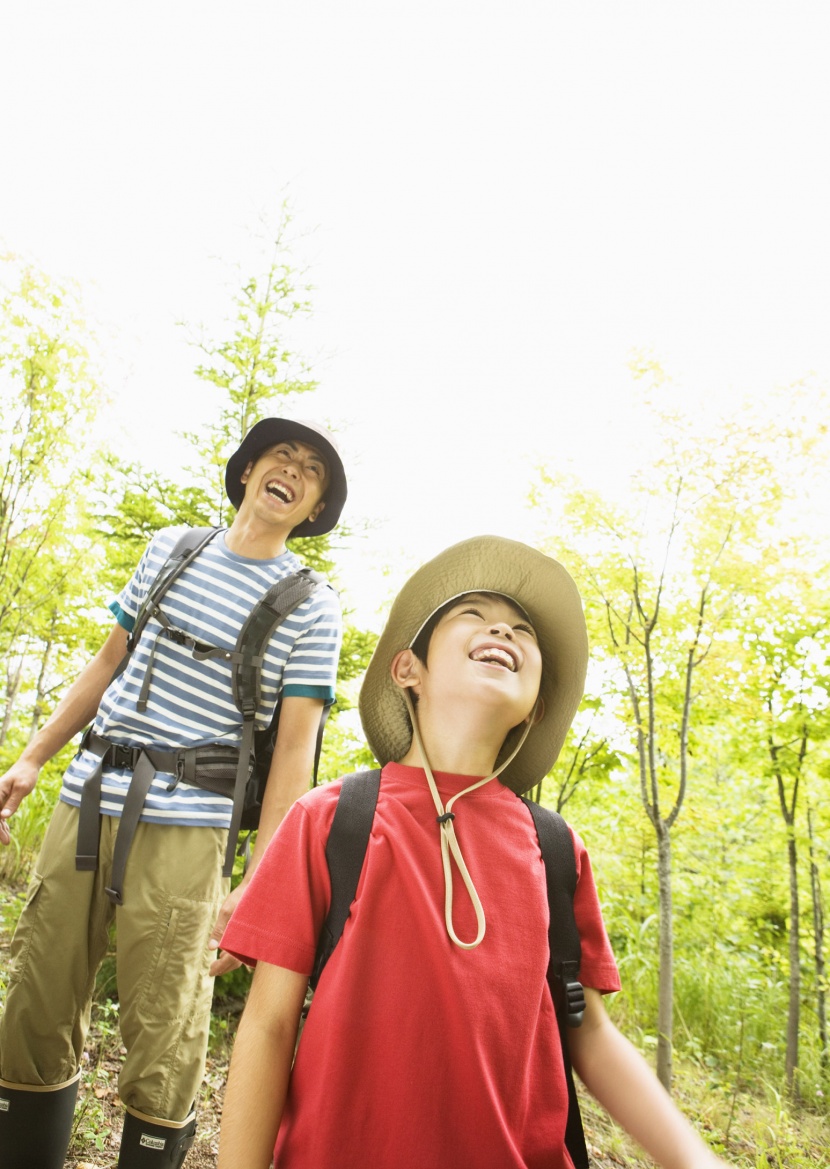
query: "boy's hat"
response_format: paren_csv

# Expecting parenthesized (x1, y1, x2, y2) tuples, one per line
(225, 417, 348, 538)
(359, 536, 588, 794)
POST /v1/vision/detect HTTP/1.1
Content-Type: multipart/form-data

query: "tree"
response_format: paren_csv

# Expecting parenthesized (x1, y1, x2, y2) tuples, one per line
(736, 565, 830, 1094)
(531, 374, 813, 1090)
(0, 258, 104, 638)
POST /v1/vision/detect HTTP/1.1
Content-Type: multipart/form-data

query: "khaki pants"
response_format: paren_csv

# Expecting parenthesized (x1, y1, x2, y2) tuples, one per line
(0, 801, 228, 1120)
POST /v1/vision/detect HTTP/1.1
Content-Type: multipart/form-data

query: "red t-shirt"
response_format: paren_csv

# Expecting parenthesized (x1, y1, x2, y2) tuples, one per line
(222, 763, 621, 1169)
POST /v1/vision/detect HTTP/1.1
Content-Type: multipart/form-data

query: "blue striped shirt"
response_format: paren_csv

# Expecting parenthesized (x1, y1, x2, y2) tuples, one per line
(59, 528, 342, 828)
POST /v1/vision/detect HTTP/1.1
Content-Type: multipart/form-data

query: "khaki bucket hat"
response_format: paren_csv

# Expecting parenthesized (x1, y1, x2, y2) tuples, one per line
(359, 536, 588, 794)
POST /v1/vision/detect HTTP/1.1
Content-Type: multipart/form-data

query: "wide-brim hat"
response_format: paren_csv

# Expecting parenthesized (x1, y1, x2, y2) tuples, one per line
(359, 536, 588, 795)
(225, 417, 347, 538)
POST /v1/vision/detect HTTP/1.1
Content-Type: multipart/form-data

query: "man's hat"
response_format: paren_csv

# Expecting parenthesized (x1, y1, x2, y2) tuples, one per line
(225, 417, 347, 538)
(359, 536, 589, 795)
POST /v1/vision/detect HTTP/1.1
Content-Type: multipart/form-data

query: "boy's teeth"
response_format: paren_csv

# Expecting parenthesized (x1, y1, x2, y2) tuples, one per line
(471, 647, 515, 670)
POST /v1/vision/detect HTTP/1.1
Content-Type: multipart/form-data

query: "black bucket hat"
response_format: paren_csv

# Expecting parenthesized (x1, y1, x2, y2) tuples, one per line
(225, 417, 347, 538)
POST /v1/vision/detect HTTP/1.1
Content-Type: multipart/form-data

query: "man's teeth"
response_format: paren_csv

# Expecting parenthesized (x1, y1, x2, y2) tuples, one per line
(471, 647, 516, 671)
(266, 481, 294, 502)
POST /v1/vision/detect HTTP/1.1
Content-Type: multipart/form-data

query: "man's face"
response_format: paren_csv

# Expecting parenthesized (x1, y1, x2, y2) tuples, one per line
(418, 592, 542, 724)
(240, 439, 330, 529)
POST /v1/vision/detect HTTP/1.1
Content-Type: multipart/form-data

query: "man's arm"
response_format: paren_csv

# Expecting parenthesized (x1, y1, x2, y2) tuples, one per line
(568, 988, 731, 1169)
(0, 622, 128, 845)
(208, 694, 324, 974)
(217, 959, 308, 1169)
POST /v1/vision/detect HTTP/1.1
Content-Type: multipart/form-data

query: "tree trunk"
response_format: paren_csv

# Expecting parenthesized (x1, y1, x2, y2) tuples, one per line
(28, 624, 56, 740)
(656, 821, 674, 1091)
(807, 806, 827, 1076)
(785, 829, 801, 1095)
(0, 652, 25, 747)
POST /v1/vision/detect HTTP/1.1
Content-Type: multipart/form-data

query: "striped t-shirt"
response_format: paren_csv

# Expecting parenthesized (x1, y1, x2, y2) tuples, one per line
(59, 527, 342, 829)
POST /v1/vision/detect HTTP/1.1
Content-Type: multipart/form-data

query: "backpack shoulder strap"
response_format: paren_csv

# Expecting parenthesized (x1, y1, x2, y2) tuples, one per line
(522, 798, 583, 1015)
(522, 796, 589, 1169)
(127, 526, 220, 652)
(205, 568, 327, 878)
(310, 768, 382, 990)
(227, 567, 326, 716)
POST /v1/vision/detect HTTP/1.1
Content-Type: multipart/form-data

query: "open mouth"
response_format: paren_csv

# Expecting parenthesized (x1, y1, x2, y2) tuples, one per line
(265, 479, 295, 504)
(469, 644, 518, 672)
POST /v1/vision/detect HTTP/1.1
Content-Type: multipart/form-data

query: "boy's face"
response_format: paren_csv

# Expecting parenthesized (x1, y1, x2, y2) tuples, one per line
(239, 439, 330, 529)
(409, 592, 543, 725)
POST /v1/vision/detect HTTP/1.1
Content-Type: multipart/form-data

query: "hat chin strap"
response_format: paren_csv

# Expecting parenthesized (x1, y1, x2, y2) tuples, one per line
(402, 689, 537, 950)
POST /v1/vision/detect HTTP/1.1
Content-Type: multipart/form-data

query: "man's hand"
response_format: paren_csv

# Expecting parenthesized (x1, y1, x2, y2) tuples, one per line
(0, 622, 130, 849)
(0, 758, 40, 846)
(208, 882, 247, 977)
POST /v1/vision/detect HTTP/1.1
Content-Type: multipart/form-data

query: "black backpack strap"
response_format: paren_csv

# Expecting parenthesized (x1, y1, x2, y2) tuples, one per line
(522, 797, 590, 1169)
(201, 568, 325, 878)
(127, 527, 220, 653)
(310, 769, 381, 990)
(76, 528, 220, 880)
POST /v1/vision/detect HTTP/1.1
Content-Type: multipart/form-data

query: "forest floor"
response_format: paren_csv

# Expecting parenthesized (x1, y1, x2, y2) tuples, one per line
(1, 881, 827, 1168)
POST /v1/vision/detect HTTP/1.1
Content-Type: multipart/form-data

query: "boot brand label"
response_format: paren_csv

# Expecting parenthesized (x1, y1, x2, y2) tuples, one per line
(140, 1135, 167, 1150)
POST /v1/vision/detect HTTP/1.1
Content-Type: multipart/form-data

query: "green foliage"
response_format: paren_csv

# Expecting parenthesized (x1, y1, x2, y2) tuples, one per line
(0, 258, 113, 869)
(180, 203, 319, 523)
(532, 378, 830, 1099)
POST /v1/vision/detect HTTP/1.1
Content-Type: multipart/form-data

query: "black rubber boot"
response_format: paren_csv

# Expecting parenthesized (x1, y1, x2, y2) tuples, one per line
(0, 1073, 80, 1169)
(117, 1107, 197, 1167)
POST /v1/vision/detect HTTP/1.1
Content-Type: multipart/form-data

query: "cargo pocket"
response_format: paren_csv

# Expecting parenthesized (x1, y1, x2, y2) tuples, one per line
(138, 895, 216, 1022)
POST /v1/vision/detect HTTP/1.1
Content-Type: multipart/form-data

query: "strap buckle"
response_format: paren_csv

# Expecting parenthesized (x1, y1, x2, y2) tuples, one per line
(564, 979, 586, 1027)
(110, 744, 135, 770)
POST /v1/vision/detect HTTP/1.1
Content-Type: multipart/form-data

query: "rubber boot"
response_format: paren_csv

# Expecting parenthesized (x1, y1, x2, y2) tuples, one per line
(0, 1072, 80, 1169)
(117, 1106, 197, 1167)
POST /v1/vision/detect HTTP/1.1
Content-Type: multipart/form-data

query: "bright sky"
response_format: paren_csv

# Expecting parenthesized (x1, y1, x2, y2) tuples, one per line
(2, 1, 829, 623)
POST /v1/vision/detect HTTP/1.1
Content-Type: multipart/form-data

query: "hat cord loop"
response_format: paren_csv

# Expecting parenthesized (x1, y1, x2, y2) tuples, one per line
(403, 690, 537, 951)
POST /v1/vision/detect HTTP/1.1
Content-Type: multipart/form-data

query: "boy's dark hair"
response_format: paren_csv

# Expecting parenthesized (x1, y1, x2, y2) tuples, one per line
(410, 591, 535, 666)
(410, 597, 457, 665)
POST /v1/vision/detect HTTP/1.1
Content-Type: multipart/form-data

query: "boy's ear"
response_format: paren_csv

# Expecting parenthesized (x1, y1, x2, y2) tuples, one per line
(240, 460, 254, 486)
(526, 697, 545, 726)
(390, 649, 423, 693)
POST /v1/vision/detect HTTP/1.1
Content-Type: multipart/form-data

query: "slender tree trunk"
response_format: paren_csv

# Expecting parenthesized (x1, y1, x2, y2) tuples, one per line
(29, 628, 55, 739)
(785, 829, 800, 1095)
(807, 806, 828, 1076)
(656, 821, 674, 1091)
(0, 652, 25, 746)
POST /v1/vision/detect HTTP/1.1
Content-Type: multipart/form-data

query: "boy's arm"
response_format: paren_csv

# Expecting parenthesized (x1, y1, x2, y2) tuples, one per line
(0, 622, 128, 844)
(217, 959, 308, 1169)
(568, 989, 731, 1169)
(208, 694, 325, 975)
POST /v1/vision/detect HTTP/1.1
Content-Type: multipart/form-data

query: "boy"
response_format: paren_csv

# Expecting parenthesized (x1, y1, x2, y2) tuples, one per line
(217, 536, 731, 1169)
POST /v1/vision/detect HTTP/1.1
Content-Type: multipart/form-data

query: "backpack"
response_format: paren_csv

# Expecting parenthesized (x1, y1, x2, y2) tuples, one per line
(75, 527, 329, 897)
(307, 769, 591, 1169)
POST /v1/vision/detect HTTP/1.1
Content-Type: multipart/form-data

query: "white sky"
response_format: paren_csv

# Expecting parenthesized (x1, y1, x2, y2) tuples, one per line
(2, 1, 829, 624)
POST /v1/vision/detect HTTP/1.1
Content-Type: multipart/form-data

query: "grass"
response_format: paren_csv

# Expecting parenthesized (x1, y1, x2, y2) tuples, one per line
(2, 870, 828, 1167)
(576, 1061, 829, 1168)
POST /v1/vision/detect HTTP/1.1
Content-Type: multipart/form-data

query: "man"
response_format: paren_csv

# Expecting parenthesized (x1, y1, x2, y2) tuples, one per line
(0, 417, 347, 1168)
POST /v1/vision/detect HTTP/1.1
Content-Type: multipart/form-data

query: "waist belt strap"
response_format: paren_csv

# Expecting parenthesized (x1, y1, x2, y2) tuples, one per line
(75, 733, 111, 872)
(105, 749, 158, 906)
(74, 732, 200, 904)
(221, 715, 255, 879)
